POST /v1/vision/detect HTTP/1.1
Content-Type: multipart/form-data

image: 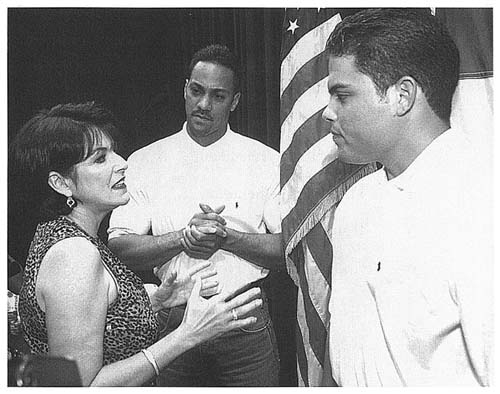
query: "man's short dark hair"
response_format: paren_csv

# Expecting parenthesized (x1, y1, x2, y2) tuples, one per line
(326, 8, 460, 121)
(187, 44, 241, 93)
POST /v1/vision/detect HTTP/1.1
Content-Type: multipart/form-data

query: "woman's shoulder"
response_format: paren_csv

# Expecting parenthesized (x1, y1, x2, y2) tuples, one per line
(36, 236, 107, 312)
(39, 237, 103, 286)
(45, 236, 100, 264)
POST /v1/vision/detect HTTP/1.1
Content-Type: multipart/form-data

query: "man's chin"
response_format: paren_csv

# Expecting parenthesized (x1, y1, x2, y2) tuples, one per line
(337, 151, 370, 165)
(187, 120, 210, 134)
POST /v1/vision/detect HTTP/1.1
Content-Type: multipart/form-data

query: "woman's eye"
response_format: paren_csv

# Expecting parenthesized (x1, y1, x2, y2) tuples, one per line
(95, 154, 106, 163)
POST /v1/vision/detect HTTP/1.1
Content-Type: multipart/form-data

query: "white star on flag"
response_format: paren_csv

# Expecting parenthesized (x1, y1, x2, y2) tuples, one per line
(287, 19, 299, 34)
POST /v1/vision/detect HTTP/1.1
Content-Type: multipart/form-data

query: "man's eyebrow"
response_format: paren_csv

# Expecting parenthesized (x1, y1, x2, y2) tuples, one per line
(328, 83, 351, 94)
(189, 80, 204, 89)
(211, 88, 231, 95)
(189, 80, 231, 94)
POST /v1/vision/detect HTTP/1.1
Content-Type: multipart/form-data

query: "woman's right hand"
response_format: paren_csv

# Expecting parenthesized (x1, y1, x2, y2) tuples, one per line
(179, 277, 262, 345)
(150, 261, 219, 311)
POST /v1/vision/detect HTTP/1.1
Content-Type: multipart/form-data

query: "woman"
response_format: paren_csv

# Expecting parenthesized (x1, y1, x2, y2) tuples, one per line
(11, 102, 261, 386)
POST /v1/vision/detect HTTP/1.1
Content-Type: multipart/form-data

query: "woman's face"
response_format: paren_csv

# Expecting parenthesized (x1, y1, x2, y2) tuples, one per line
(68, 134, 129, 215)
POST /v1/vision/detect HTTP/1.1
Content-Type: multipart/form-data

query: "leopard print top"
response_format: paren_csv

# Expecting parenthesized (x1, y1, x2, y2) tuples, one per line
(19, 216, 159, 364)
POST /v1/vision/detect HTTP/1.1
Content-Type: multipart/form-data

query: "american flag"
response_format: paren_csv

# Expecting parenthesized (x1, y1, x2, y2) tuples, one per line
(437, 8, 493, 162)
(280, 8, 492, 387)
(279, 8, 377, 386)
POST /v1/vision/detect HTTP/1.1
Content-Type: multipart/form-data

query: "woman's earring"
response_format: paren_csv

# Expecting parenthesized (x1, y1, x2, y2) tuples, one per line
(66, 196, 76, 209)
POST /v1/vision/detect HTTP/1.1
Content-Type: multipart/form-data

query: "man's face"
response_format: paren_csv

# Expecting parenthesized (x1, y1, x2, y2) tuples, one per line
(184, 61, 240, 140)
(322, 55, 396, 164)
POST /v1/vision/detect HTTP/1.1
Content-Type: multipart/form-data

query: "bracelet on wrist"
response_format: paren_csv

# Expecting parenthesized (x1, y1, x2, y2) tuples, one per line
(141, 348, 160, 376)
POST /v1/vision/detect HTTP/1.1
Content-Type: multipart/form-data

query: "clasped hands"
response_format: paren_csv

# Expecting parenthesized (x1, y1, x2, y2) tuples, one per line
(149, 204, 230, 310)
(181, 203, 228, 260)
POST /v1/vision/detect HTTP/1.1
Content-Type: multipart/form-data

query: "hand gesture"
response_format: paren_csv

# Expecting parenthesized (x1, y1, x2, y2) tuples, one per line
(152, 261, 218, 309)
(180, 278, 262, 344)
(181, 204, 227, 260)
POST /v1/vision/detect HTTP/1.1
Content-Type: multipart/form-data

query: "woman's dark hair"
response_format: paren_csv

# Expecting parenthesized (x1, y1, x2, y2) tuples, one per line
(9, 102, 118, 222)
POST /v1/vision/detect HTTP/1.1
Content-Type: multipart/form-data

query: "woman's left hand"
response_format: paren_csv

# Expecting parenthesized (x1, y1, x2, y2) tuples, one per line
(149, 262, 218, 311)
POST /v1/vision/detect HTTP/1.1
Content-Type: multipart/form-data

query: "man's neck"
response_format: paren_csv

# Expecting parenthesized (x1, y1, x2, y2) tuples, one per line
(383, 119, 450, 180)
(186, 124, 227, 147)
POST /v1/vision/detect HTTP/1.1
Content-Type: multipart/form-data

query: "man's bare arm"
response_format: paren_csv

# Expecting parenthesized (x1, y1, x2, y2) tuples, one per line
(108, 231, 184, 271)
(108, 209, 227, 271)
(221, 230, 285, 271)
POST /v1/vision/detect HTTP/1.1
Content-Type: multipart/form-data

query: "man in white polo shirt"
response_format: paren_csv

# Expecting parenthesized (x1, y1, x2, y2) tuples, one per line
(108, 44, 282, 386)
(322, 9, 492, 386)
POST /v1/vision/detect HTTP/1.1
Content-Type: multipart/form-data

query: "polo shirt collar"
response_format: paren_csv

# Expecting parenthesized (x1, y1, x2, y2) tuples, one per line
(383, 128, 454, 192)
(181, 122, 234, 149)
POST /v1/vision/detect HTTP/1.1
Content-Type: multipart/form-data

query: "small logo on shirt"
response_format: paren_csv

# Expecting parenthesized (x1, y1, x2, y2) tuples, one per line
(235, 202, 239, 208)
(377, 261, 381, 272)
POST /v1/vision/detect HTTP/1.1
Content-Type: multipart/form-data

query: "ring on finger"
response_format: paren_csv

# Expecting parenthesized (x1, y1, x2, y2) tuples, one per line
(231, 309, 238, 321)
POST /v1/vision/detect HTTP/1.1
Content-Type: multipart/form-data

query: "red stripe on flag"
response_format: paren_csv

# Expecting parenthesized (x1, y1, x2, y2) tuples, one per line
(305, 221, 333, 286)
(280, 53, 329, 123)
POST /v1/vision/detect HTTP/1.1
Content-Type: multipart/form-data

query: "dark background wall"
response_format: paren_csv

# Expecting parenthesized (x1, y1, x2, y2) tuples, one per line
(8, 8, 297, 386)
(8, 8, 284, 155)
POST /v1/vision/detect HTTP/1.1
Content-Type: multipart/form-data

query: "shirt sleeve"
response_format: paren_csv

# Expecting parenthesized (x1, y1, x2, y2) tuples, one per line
(454, 252, 492, 385)
(452, 188, 493, 386)
(108, 154, 152, 239)
(262, 152, 281, 234)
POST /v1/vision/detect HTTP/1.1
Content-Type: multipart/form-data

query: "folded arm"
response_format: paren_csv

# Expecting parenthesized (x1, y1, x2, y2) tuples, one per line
(221, 230, 285, 271)
(184, 203, 285, 270)
(108, 231, 184, 272)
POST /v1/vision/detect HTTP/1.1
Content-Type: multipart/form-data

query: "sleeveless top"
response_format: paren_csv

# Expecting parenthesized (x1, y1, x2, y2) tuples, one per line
(19, 216, 159, 365)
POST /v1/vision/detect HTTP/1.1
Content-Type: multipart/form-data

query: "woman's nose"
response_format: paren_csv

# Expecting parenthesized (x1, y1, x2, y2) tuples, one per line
(113, 152, 128, 172)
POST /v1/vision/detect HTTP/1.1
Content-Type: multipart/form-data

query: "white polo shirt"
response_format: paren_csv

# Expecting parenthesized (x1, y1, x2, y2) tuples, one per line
(328, 128, 493, 386)
(108, 124, 281, 295)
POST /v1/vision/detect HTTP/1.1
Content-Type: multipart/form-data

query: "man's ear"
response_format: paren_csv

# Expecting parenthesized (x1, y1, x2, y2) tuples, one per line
(230, 92, 241, 112)
(183, 79, 189, 100)
(394, 76, 417, 116)
(47, 171, 73, 197)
